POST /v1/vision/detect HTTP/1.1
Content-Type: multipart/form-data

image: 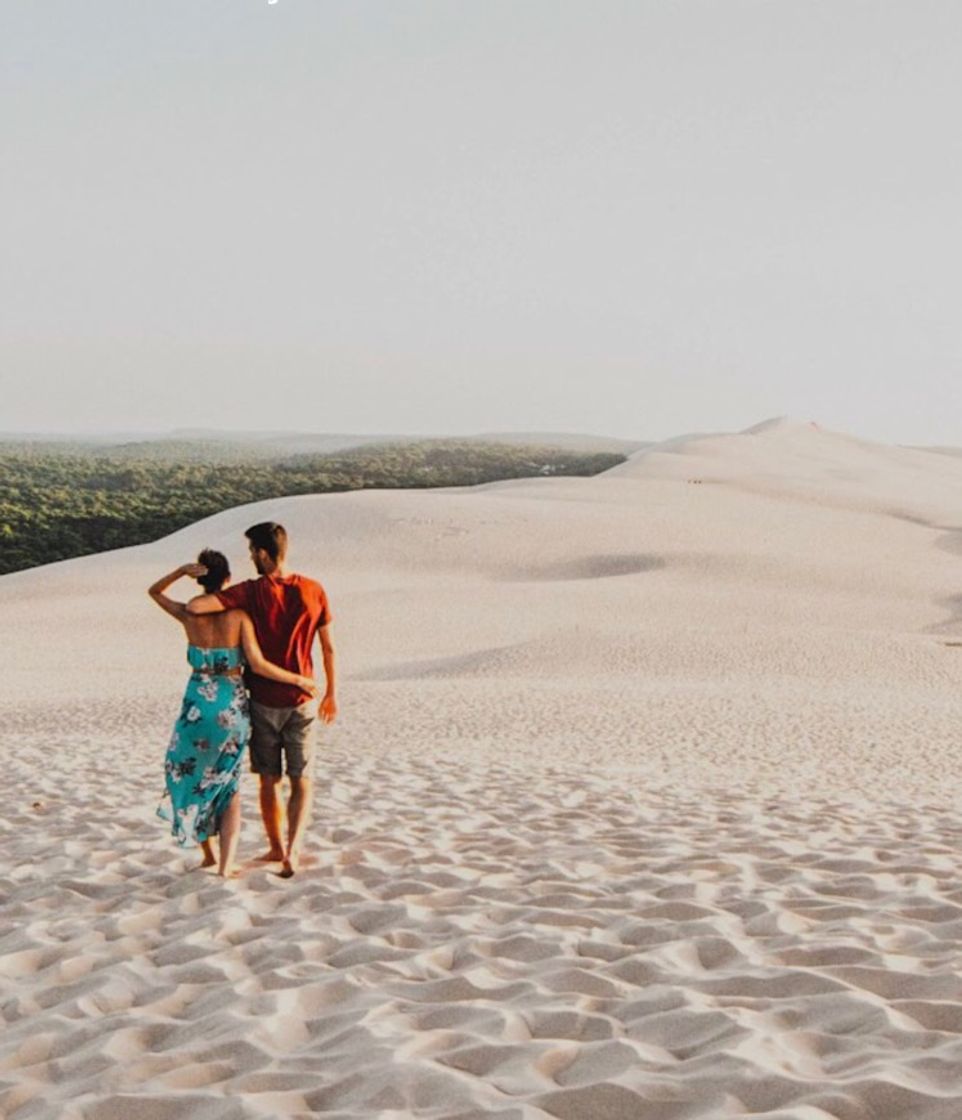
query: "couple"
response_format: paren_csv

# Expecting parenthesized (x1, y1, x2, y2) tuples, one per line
(150, 521, 336, 878)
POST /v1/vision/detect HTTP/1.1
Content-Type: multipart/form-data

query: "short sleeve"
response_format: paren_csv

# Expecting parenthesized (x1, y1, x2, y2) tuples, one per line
(215, 581, 252, 612)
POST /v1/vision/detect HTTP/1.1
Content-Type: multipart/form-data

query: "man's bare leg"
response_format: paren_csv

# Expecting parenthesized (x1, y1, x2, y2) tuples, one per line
(199, 838, 217, 869)
(280, 775, 312, 878)
(257, 774, 286, 861)
(217, 792, 241, 878)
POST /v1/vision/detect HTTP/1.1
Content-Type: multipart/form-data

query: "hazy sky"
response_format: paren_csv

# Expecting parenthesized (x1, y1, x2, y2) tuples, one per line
(4, 1, 962, 444)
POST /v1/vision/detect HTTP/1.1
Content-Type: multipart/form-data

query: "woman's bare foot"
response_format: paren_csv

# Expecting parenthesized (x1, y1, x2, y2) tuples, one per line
(217, 867, 239, 880)
(199, 840, 217, 869)
(278, 850, 300, 879)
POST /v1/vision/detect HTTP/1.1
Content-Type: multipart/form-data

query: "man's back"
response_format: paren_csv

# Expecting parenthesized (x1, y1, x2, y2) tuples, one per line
(216, 572, 331, 707)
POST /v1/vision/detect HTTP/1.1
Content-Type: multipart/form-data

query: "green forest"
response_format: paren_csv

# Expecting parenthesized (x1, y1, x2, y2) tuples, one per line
(0, 440, 625, 575)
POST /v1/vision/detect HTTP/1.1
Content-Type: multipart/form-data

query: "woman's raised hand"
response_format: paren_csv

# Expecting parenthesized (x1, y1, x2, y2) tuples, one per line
(182, 563, 209, 579)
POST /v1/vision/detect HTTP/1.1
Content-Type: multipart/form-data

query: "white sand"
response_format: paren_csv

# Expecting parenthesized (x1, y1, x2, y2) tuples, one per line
(4, 418, 962, 1118)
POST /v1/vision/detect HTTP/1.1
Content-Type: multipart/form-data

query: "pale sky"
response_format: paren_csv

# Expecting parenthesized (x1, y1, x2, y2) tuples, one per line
(3, 1, 962, 444)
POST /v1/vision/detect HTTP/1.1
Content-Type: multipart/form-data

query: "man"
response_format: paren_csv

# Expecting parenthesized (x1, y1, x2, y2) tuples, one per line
(188, 521, 337, 878)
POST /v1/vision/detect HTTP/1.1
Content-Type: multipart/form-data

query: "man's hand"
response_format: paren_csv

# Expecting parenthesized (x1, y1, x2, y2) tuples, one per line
(319, 694, 338, 724)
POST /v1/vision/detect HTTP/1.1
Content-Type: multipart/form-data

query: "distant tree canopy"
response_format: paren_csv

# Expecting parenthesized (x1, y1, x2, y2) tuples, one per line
(0, 440, 625, 575)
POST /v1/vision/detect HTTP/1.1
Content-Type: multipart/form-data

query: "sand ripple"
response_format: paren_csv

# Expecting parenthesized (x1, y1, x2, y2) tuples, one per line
(3, 727, 962, 1119)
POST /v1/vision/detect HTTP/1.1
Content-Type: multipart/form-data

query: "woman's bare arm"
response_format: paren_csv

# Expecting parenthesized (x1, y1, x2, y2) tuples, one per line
(238, 614, 319, 696)
(148, 563, 207, 622)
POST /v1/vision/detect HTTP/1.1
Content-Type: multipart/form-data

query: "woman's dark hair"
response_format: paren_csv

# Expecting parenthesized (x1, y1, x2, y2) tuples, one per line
(245, 521, 288, 562)
(197, 548, 230, 593)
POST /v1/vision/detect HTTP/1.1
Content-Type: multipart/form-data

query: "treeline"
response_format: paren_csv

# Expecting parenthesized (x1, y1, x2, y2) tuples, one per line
(0, 440, 624, 575)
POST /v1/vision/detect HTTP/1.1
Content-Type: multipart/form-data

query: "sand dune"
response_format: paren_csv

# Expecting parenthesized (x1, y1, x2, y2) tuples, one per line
(4, 420, 962, 1118)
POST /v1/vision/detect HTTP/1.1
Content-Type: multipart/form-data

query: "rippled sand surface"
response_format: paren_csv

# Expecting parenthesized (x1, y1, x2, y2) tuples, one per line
(5, 420, 962, 1119)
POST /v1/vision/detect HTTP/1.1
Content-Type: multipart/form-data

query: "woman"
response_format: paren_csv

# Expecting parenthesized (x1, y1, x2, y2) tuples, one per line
(149, 549, 317, 878)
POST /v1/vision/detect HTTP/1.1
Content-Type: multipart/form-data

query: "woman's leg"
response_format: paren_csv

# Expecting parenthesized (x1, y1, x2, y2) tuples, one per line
(218, 792, 241, 878)
(200, 838, 217, 868)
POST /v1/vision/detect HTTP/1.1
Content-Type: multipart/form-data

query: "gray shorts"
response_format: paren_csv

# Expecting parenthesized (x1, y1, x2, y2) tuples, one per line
(249, 700, 317, 778)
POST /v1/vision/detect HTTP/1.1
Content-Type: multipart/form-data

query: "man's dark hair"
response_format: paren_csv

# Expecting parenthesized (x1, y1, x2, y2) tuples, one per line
(197, 549, 230, 593)
(246, 521, 288, 562)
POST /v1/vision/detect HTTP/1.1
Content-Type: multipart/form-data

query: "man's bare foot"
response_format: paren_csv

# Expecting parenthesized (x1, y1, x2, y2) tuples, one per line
(255, 849, 285, 862)
(277, 849, 301, 879)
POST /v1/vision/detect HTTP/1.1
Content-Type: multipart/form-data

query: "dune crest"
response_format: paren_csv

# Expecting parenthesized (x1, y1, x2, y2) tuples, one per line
(741, 414, 820, 435)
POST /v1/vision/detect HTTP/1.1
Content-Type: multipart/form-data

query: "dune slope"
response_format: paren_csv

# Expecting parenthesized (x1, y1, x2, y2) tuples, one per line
(4, 421, 962, 1118)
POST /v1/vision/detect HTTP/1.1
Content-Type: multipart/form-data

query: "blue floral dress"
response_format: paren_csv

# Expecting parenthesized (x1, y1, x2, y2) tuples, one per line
(157, 645, 251, 846)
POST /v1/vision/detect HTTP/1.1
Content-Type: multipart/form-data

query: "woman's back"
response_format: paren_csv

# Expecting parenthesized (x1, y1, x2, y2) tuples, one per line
(184, 609, 242, 651)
